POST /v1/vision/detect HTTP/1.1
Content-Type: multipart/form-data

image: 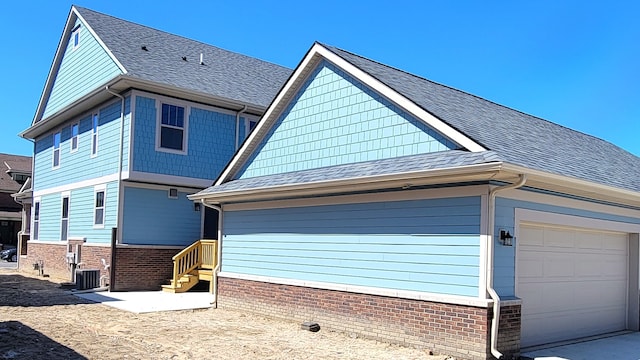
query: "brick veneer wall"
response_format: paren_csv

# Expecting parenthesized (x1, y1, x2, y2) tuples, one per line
(112, 246, 179, 291)
(19, 242, 112, 282)
(218, 277, 522, 360)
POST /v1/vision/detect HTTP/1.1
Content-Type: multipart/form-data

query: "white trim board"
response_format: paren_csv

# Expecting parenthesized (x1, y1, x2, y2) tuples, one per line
(33, 173, 119, 197)
(125, 171, 211, 189)
(515, 208, 640, 234)
(218, 272, 492, 308)
(223, 184, 489, 211)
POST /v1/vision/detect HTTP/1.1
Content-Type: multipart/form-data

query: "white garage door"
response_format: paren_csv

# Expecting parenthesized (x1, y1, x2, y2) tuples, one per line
(517, 223, 628, 348)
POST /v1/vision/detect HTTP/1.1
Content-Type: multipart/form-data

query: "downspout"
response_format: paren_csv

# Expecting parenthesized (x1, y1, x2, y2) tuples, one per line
(105, 86, 126, 291)
(235, 105, 248, 150)
(200, 200, 223, 308)
(487, 174, 527, 359)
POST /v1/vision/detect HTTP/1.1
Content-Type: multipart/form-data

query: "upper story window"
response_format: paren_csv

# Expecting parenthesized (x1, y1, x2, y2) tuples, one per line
(71, 26, 80, 50)
(11, 173, 29, 184)
(91, 114, 98, 157)
(53, 132, 61, 168)
(157, 103, 188, 154)
(71, 123, 79, 152)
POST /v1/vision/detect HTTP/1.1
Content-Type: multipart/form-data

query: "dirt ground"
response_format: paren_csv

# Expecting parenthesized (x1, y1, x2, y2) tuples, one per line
(0, 269, 450, 360)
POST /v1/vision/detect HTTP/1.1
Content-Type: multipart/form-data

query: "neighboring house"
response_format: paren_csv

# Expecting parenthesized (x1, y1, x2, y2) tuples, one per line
(0, 154, 32, 251)
(19, 6, 291, 290)
(190, 43, 640, 360)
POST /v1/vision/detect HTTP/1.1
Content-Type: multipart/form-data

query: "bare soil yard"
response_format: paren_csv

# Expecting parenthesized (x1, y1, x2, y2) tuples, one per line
(0, 269, 448, 360)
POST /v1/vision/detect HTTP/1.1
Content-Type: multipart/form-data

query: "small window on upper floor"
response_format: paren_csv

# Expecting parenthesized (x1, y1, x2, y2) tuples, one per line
(71, 26, 80, 50)
(157, 103, 188, 154)
(53, 132, 61, 169)
(71, 123, 79, 152)
(91, 114, 98, 157)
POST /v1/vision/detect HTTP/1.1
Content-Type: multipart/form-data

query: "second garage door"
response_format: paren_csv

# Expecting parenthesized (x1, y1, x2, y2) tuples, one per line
(517, 223, 628, 348)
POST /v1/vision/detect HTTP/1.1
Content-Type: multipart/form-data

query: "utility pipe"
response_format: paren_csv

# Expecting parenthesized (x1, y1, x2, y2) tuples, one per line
(234, 105, 248, 150)
(487, 174, 527, 359)
(200, 200, 223, 308)
(105, 86, 126, 291)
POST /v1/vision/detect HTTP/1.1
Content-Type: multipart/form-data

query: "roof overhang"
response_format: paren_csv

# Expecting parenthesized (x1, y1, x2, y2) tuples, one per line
(191, 162, 640, 210)
(21, 75, 268, 139)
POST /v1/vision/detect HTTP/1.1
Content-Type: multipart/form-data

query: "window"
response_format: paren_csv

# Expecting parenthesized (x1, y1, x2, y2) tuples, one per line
(91, 114, 98, 157)
(61, 193, 69, 241)
(11, 173, 28, 184)
(33, 200, 40, 241)
(248, 120, 258, 132)
(94, 187, 105, 227)
(53, 132, 61, 168)
(159, 103, 186, 152)
(71, 123, 79, 152)
(71, 26, 80, 49)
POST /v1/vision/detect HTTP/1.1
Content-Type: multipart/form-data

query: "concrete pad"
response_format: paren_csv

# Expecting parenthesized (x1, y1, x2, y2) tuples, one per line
(521, 332, 640, 360)
(74, 290, 214, 313)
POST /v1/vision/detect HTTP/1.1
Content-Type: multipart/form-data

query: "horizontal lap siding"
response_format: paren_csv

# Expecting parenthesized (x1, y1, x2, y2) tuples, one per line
(223, 196, 481, 297)
(42, 18, 122, 119)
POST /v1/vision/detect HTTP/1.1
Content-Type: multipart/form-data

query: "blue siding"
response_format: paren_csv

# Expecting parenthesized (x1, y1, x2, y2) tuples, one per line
(33, 99, 128, 192)
(35, 182, 118, 243)
(238, 60, 457, 179)
(42, 18, 122, 119)
(223, 196, 482, 297)
(494, 196, 640, 297)
(121, 187, 201, 246)
(131, 95, 238, 180)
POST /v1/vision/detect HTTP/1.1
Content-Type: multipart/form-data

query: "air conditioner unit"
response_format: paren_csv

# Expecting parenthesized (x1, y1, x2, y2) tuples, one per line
(75, 269, 100, 290)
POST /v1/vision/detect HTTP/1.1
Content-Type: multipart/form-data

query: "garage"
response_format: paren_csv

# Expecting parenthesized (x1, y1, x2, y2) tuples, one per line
(516, 222, 629, 348)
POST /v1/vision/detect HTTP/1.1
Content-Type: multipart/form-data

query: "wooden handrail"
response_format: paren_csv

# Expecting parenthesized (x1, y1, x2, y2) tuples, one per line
(170, 240, 218, 290)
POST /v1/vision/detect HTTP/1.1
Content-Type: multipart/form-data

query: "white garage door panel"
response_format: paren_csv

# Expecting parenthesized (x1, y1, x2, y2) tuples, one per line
(518, 223, 628, 348)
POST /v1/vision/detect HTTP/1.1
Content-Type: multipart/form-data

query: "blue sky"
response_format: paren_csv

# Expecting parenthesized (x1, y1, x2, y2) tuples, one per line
(1, 1, 638, 157)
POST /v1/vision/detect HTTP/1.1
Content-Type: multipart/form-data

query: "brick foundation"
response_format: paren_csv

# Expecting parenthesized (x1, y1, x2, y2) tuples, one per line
(218, 277, 521, 360)
(19, 241, 112, 283)
(112, 246, 179, 291)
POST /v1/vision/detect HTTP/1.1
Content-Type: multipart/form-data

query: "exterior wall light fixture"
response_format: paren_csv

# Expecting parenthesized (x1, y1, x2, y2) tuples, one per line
(499, 229, 513, 246)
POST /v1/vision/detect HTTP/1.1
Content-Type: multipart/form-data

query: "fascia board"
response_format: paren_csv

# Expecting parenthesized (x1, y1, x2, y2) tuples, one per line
(189, 162, 504, 203)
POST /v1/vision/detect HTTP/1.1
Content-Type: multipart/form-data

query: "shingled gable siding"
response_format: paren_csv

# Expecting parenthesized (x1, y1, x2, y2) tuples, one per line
(34, 99, 128, 191)
(238, 60, 457, 179)
(223, 196, 481, 297)
(42, 18, 122, 119)
(120, 186, 201, 246)
(131, 95, 238, 180)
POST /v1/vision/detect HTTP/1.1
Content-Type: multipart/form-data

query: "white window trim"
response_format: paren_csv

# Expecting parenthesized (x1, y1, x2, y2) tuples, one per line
(60, 191, 70, 241)
(91, 113, 99, 158)
(93, 184, 106, 229)
(52, 131, 61, 169)
(33, 197, 41, 241)
(70, 123, 79, 153)
(71, 26, 80, 50)
(155, 99, 190, 155)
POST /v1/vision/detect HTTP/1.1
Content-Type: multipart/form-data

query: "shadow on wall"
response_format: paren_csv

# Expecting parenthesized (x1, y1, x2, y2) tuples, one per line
(0, 321, 88, 359)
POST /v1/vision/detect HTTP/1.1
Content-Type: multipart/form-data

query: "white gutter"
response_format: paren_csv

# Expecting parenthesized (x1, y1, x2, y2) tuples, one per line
(234, 105, 248, 150)
(487, 174, 527, 359)
(200, 200, 223, 308)
(105, 86, 126, 248)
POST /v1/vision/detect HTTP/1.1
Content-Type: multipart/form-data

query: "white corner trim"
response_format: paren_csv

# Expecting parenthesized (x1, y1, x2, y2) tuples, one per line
(218, 272, 492, 308)
(478, 193, 489, 299)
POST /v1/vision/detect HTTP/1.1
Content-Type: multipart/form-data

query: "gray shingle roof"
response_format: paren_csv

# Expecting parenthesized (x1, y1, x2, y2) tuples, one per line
(0, 153, 32, 193)
(199, 150, 501, 195)
(324, 45, 640, 193)
(75, 6, 292, 110)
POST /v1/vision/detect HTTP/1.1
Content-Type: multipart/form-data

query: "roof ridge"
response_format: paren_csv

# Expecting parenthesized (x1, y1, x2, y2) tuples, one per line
(73, 6, 289, 71)
(324, 44, 621, 150)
